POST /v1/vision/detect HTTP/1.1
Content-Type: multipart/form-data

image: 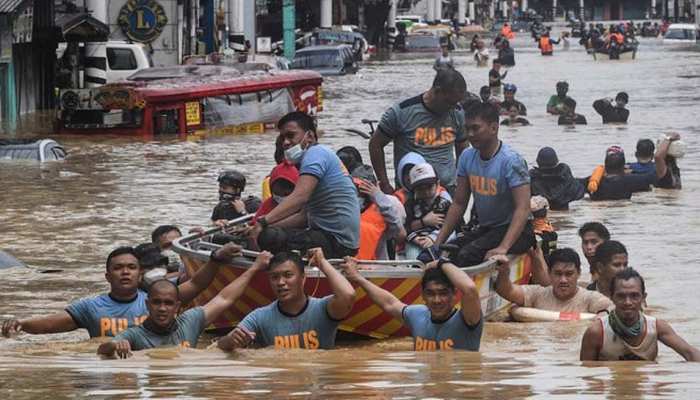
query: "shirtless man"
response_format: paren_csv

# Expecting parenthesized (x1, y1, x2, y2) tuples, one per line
(580, 268, 700, 362)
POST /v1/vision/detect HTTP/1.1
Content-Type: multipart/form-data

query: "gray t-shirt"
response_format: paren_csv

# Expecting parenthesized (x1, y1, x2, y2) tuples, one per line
(113, 307, 206, 351)
(238, 296, 340, 349)
(299, 145, 361, 250)
(378, 94, 466, 188)
(402, 305, 483, 351)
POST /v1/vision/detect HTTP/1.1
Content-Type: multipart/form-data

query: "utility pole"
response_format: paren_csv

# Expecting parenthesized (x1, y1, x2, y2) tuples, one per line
(283, 0, 295, 60)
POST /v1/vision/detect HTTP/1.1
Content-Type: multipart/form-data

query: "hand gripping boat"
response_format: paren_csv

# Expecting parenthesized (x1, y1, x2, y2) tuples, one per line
(172, 216, 533, 339)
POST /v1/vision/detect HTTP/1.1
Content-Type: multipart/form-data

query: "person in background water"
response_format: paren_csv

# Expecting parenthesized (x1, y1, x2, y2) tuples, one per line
(97, 252, 273, 358)
(253, 161, 299, 222)
(341, 257, 483, 351)
(627, 139, 655, 175)
(498, 39, 515, 66)
(433, 43, 455, 71)
(581, 268, 700, 362)
(251, 111, 360, 258)
(134, 243, 173, 289)
(538, 30, 559, 56)
(431, 102, 535, 267)
(1, 244, 241, 338)
(529, 146, 584, 210)
(547, 81, 575, 115)
(494, 248, 612, 314)
(151, 225, 183, 274)
(351, 166, 406, 260)
(588, 240, 628, 298)
(370, 69, 467, 194)
(654, 132, 684, 189)
(557, 98, 587, 125)
(500, 104, 530, 127)
(578, 222, 610, 285)
(593, 92, 629, 123)
(586, 146, 654, 200)
(211, 170, 260, 227)
(403, 163, 452, 259)
(480, 85, 500, 107)
(217, 249, 355, 351)
(488, 59, 507, 98)
(499, 83, 527, 116)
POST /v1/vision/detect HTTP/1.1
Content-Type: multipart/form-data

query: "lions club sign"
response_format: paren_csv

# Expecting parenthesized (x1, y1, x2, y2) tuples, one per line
(118, 0, 168, 43)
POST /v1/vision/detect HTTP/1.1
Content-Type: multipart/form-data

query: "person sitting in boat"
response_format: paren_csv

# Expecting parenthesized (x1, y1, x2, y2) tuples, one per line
(403, 163, 452, 260)
(529, 146, 584, 210)
(578, 222, 611, 285)
(351, 166, 406, 260)
(588, 240, 628, 298)
(627, 139, 655, 175)
(499, 83, 527, 116)
(493, 248, 612, 315)
(497, 39, 515, 67)
(581, 268, 700, 362)
(212, 170, 261, 227)
(251, 111, 360, 258)
(217, 249, 355, 351)
(557, 98, 587, 126)
(151, 225, 183, 274)
(500, 104, 530, 127)
(369, 69, 468, 195)
(586, 146, 655, 200)
(1, 244, 241, 338)
(488, 59, 507, 98)
(97, 251, 273, 358)
(654, 132, 684, 190)
(593, 92, 629, 123)
(336, 146, 364, 175)
(253, 161, 299, 223)
(340, 257, 483, 351)
(538, 30, 559, 56)
(429, 102, 535, 267)
(605, 26, 625, 51)
(547, 81, 575, 115)
(433, 43, 455, 71)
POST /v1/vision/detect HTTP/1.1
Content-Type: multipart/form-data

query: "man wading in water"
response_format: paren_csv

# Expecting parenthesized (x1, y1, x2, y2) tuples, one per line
(341, 257, 482, 351)
(97, 252, 272, 358)
(580, 268, 700, 362)
(1, 244, 241, 338)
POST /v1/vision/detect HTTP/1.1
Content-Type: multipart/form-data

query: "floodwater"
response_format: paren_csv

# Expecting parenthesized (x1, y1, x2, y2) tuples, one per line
(1, 35, 700, 398)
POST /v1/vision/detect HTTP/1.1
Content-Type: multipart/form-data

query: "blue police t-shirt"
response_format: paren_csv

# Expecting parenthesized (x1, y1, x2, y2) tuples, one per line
(65, 291, 149, 337)
(402, 305, 483, 351)
(238, 296, 340, 349)
(457, 142, 530, 227)
(300, 145, 361, 250)
(628, 161, 655, 175)
(113, 307, 206, 350)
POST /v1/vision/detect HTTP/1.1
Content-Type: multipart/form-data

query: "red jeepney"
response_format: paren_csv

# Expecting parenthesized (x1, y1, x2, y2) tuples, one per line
(56, 65, 323, 137)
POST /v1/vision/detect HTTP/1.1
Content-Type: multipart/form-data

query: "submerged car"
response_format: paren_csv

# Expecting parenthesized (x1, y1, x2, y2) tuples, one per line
(0, 139, 66, 162)
(291, 45, 359, 76)
(663, 23, 698, 43)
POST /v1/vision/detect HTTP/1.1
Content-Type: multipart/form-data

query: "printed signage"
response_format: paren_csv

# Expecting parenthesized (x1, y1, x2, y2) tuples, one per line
(118, 0, 168, 43)
(185, 101, 201, 126)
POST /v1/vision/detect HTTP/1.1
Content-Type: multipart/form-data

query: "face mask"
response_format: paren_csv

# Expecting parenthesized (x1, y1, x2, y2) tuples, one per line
(284, 131, 310, 164)
(219, 190, 241, 202)
(272, 194, 287, 204)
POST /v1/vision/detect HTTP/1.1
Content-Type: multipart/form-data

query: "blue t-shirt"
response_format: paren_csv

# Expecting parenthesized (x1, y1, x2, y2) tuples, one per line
(238, 296, 340, 349)
(378, 94, 466, 188)
(402, 305, 483, 351)
(300, 145, 360, 250)
(65, 291, 149, 337)
(628, 161, 655, 175)
(457, 142, 530, 227)
(113, 307, 206, 350)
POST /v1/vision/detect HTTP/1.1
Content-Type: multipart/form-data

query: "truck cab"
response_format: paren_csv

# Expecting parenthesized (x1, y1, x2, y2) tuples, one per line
(102, 41, 153, 82)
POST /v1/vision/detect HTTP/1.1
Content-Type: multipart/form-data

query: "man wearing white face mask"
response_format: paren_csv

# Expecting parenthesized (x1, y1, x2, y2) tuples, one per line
(250, 112, 361, 258)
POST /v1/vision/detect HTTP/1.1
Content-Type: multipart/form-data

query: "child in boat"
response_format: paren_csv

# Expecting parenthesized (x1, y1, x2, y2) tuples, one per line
(211, 170, 261, 227)
(403, 163, 452, 259)
(530, 195, 557, 257)
(253, 161, 299, 223)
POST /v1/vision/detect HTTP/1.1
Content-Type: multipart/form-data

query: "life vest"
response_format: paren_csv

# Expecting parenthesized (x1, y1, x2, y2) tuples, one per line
(501, 26, 515, 40)
(261, 176, 271, 201)
(539, 37, 553, 54)
(610, 32, 624, 44)
(357, 203, 387, 260)
(587, 165, 605, 193)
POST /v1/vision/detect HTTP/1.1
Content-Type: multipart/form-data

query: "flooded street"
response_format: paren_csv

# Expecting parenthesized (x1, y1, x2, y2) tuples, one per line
(2, 36, 700, 398)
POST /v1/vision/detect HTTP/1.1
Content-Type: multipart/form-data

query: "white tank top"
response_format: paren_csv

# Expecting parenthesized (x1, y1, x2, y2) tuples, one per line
(599, 314, 658, 361)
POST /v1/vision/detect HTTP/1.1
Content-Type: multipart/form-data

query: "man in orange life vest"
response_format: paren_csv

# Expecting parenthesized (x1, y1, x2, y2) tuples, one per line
(351, 165, 406, 260)
(340, 256, 482, 351)
(1, 244, 242, 338)
(538, 30, 559, 56)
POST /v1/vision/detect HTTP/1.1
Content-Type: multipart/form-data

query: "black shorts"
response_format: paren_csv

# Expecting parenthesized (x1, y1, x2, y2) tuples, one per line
(446, 221, 536, 267)
(258, 226, 357, 259)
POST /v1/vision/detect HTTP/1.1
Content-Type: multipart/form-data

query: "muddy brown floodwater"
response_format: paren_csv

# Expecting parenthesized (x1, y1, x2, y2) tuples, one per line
(1, 36, 700, 399)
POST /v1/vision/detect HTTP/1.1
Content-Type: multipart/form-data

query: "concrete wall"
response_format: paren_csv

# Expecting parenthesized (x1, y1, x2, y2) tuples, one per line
(106, 0, 180, 66)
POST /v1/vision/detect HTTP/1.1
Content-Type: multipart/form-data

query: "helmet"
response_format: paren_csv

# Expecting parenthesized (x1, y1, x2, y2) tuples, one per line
(218, 170, 246, 189)
(503, 83, 517, 93)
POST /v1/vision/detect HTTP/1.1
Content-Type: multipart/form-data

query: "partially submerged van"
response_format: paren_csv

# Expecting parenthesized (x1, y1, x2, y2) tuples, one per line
(291, 45, 359, 76)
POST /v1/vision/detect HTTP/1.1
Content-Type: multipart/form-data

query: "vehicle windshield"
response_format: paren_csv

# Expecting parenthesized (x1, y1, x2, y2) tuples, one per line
(292, 50, 342, 69)
(665, 29, 696, 40)
(406, 35, 440, 49)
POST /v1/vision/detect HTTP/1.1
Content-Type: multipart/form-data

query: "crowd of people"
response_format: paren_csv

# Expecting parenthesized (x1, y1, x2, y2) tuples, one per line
(1, 65, 696, 364)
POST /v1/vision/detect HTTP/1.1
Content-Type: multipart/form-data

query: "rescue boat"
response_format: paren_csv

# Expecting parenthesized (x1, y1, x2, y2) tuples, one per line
(172, 216, 533, 339)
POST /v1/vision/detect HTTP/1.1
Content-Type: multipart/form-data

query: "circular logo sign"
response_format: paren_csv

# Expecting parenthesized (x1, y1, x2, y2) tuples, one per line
(118, 0, 168, 43)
